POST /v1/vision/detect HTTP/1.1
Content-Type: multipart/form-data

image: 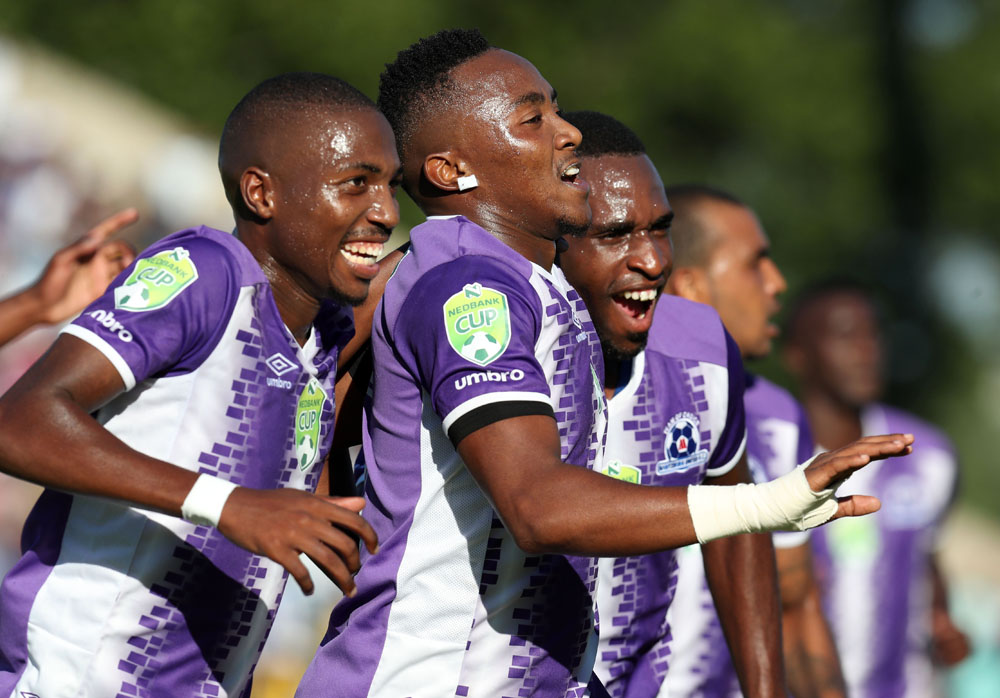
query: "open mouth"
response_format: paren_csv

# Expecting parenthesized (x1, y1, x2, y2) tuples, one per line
(613, 289, 659, 321)
(559, 162, 588, 193)
(340, 241, 383, 268)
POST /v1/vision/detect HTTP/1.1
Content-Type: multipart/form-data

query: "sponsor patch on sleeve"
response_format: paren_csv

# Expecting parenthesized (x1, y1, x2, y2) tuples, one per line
(443, 282, 511, 366)
(114, 246, 198, 312)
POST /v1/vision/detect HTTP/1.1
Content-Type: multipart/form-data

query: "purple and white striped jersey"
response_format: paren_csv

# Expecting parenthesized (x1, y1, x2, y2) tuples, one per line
(591, 296, 747, 698)
(0, 227, 352, 698)
(298, 216, 607, 698)
(810, 404, 958, 698)
(664, 374, 814, 698)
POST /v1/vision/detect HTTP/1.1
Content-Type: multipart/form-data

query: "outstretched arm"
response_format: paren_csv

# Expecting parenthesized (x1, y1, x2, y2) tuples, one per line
(0, 209, 138, 347)
(929, 554, 971, 666)
(703, 455, 785, 698)
(0, 335, 377, 596)
(455, 416, 914, 556)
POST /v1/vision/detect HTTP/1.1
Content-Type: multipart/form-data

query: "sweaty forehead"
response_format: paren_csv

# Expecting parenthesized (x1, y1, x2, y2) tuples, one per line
(281, 106, 395, 166)
(449, 49, 553, 110)
(584, 155, 668, 229)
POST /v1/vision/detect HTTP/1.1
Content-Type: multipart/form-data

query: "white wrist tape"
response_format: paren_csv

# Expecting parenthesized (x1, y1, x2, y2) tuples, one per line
(687, 460, 838, 544)
(181, 473, 238, 527)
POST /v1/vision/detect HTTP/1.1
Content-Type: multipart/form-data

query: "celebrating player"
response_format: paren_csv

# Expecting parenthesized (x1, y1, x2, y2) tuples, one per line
(0, 73, 390, 697)
(664, 185, 847, 698)
(298, 30, 913, 698)
(556, 112, 785, 698)
(783, 281, 969, 697)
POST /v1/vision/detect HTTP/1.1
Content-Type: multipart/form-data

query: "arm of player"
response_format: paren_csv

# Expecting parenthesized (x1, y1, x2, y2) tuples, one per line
(790, 563, 848, 698)
(702, 454, 786, 698)
(456, 416, 914, 555)
(0, 335, 377, 596)
(0, 209, 138, 347)
(776, 543, 846, 698)
(929, 554, 971, 666)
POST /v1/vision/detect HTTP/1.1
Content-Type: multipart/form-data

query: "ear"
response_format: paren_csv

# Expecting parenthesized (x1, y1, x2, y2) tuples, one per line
(666, 267, 711, 305)
(423, 152, 475, 193)
(240, 167, 275, 220)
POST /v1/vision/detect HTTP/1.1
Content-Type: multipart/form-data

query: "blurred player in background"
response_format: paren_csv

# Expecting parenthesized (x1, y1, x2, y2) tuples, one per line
(557, 111, 785, 698)
(0, 72, 388, 697)
(783, 281, 969, 698)
(664, 185, 847, 698)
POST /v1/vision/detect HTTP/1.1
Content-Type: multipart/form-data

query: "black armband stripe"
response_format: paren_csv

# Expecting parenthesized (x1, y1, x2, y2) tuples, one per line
(449, 400, 555, 446)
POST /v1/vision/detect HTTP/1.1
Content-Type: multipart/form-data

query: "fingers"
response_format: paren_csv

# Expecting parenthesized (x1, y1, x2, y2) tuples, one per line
(278, 549, 316, 596)
(831, 494, 881, 520)
(321, 496, 379, 554)
(99, 240, 137, 277)
(300, 531, 361, 597)
(85, 208, 140, 244)
(805, 434, 914, 491)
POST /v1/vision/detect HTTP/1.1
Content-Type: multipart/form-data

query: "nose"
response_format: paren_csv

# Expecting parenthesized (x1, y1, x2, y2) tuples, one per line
(763, 257, 787, 296)
(554, 112, 583, 151)
(628, 232, 670, 280)
(367, 184, 400, 232)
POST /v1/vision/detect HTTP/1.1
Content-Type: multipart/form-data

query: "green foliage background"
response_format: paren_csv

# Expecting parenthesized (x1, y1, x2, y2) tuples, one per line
(4, 0, 999, 516)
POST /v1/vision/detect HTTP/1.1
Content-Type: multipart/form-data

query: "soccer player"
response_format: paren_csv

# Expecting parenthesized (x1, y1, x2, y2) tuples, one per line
(298, 30, 913, 698)
(663, 185, 846, 698)
(783, 281, 969, 698)
(0, 73, 390, 697)
(0, 208, 137, 348)
(556, 112, 784, 698)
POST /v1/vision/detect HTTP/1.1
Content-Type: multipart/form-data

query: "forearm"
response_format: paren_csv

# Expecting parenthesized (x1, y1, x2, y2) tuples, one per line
(0, 287, 48, 348)
(0, 381, 198, 516)
(798, 583, 846, 698)
(704, 532, 785, 698)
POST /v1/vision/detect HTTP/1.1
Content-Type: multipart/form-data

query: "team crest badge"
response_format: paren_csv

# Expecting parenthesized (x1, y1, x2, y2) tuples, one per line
(602, 459, 641, 484)
(114, 246, 198, 312)
(295, 377, 328, 471)
(656, 411, 710, 475)
(443, 282, 511, 366)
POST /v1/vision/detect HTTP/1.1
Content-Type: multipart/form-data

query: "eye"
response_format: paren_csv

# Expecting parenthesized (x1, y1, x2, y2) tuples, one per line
(523, 113, 542, 125)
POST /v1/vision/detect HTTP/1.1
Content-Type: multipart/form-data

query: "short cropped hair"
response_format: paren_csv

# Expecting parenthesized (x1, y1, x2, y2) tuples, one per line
(664, 184, 746, 268)
(220, 72, 374, 164)
(377, 28, 491, 157)
(563, 111, 646, 158)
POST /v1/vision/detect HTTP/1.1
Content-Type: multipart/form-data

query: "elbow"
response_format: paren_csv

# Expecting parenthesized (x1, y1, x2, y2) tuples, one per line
(501, 493, 572, 554)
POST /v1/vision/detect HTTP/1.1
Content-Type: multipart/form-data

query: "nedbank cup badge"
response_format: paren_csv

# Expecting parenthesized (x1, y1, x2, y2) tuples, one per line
(443, 282, 511, 366)
(295, 377, 328, 471)
(114, 247, 198, 312)
(656, 411, 710, 475)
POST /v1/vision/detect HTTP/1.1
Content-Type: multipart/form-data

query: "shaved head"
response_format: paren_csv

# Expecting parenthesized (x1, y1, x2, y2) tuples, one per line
(664, 184, 744, 268)
(218, 72, 376, 218)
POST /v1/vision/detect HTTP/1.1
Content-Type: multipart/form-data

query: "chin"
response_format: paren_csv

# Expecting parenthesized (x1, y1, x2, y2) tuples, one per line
(328, 281, 370, 307)
(600, 330, 648, 362)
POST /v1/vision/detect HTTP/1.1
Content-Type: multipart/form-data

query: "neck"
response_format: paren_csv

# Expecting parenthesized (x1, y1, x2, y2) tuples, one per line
(425, 199, 559, 269)
(235, 225, 318, 346)
(800, 387, 864, 450)
(602, 353, 629, 400)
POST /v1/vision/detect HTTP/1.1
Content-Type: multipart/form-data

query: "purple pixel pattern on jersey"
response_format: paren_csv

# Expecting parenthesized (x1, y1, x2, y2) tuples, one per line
(0, 227, 350, 698)
(595, 297, 745, 698)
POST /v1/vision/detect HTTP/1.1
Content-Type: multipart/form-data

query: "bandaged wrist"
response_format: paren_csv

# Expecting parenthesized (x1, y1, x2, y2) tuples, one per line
(181, 473, 238, 527)
(687, 461, 838, 543)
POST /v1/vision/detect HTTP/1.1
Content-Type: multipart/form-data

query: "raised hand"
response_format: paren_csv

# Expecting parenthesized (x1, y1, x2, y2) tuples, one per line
(804, 433, 914, 520)
(33, 208, 139, 324)
(217, 487, 378, 596)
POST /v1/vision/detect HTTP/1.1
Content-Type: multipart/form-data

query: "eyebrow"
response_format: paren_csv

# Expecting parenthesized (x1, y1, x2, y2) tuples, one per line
(341, 162, 385, 174)
(651, 212, 674, 229)
(512, 87, 558, 109)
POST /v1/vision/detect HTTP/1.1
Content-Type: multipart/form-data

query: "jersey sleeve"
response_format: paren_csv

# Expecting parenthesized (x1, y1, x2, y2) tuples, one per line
(705, 330, 748, 477)
(395, 256, 554, 444)
(60, 236, 239, 391)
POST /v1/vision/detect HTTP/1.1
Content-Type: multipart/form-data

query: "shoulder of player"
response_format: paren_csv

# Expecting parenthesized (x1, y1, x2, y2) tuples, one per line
(744, 374, 804, 425)
(138, 226, 260, 286)
(404, 216, 535, 282)
(866, 403, 954, 455)
(645, 295, 728, 365)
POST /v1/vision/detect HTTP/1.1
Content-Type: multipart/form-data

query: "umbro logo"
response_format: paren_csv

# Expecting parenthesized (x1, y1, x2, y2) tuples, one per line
(265, 353, 297, 377)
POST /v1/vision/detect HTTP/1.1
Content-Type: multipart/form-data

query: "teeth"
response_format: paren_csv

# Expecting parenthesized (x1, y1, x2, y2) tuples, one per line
(621, 289, 658, 302)
(563, 164, 580, 177)
(340, 250, 377, 266)
(637, 312, 646, 320)
(343, 241, 383, 257)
